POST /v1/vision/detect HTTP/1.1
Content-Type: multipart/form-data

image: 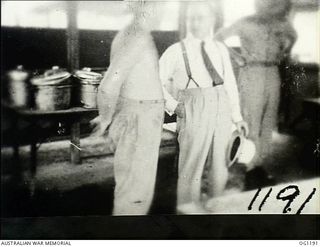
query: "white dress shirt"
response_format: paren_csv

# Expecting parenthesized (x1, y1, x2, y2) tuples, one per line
(159, 34, 243, 123)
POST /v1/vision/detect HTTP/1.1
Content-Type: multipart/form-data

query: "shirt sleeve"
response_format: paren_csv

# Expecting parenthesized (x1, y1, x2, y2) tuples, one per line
(218, 42, 243, 123)
(283, 21, 297, 41)
(159, 44, 180, 116)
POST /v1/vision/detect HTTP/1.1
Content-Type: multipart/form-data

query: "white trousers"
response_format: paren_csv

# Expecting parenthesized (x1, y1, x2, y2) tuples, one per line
(105, 97, 165, 215)
(176, 87, 232, 206)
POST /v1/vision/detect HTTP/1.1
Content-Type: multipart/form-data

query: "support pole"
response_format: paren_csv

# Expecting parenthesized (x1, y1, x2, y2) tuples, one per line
(70, 122, 81, 164)
(66, 2, 79, 72)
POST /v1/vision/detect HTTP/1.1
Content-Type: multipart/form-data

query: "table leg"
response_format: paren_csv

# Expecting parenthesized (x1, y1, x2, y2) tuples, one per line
(11, 120, 22, 180)
(29, 142, 37, 196)
(70, 122, 81, 164)
(12, 144, 21, 179)
(30, 142, 37, 175)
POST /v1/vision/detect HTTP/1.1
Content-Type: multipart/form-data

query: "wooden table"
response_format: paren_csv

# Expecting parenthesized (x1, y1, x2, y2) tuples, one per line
(2, 104, 99, 180)
(17, 107, 98, 163)
(2, 103, 178, 178)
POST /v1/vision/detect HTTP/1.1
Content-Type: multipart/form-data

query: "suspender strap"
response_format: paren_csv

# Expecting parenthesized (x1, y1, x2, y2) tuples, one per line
(180, 41, 192, 78)
(180, 41, 200, 89)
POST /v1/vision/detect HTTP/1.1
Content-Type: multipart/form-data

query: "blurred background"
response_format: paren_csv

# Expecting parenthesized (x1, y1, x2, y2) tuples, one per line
(1, 0, 319, 68)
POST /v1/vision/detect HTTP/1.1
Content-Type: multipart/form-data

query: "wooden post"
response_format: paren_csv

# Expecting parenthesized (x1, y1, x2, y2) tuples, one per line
(67, 2, 81, 164)
(12, 119, 22, 181)
(66, 1, 79, 72)
(30, 142, 37, 176)
(214, 0, 224, 32)
(178, 2, 187, 40)
(71, 122, 81, 164)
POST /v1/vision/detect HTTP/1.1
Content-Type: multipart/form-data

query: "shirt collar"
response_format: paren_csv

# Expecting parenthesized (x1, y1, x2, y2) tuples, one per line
(185, 30, 214, 44)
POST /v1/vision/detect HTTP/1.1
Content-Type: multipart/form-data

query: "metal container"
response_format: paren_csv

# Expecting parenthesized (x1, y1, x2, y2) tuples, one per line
(31, 66, 72, 111)
(7, 65, 29, 107)
(74, 68, 103, 108)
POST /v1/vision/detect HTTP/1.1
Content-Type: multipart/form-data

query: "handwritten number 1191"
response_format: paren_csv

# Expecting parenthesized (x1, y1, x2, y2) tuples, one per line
(248, 185, 317, 214)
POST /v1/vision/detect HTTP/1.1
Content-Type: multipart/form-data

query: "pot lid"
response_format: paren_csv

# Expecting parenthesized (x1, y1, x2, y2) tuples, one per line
(8, 65, 29, 81)
(74, 67, 103, 81)
(31, 66, 71, 86)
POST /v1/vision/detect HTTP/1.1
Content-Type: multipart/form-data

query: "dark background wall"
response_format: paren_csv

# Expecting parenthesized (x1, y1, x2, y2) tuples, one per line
(1, 27, 319, 128)
(2, 28, 68, 72)
(2, 27, 318, 97)
(0, 27, 181, 143)
(1, 27, 180, 72)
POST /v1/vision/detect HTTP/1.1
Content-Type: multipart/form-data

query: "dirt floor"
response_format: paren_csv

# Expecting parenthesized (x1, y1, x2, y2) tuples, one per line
(1, 127, 319, 217)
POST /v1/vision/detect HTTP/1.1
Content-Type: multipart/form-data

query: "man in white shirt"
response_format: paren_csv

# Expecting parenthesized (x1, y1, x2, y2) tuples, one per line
(159, 1, 248, 208)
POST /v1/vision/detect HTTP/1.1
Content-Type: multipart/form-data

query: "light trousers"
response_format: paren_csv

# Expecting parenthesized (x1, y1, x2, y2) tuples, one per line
(176, 87, 232, 206)
(239, 65, 281, 167)
(104, 97, 165, 215)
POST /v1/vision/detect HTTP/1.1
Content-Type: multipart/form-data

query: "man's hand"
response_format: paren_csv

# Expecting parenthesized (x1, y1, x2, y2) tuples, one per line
(90, 116, 111, 137)
(235, 120, 249, 137)
(174, 102, 185, 118)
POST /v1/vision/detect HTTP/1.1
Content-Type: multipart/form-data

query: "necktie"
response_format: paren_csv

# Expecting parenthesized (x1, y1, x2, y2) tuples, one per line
(200, 41, 224, 86)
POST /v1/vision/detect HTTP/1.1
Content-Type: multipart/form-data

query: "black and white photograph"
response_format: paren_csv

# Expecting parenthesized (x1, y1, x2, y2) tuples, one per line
(1, 0, 319, 241)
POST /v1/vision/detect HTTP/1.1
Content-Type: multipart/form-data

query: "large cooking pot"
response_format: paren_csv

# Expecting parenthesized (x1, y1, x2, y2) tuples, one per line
(74, 67, 103, 108)
(31, 66, 72, 111)
(7, 65, 30, 108)
(226, 127, 256, 168)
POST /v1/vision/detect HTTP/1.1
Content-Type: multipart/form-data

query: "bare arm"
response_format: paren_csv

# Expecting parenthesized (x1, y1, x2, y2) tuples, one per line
(215, 19, 244, 42)
(215, 19, 247, 66)
(282, 22, 297, 55)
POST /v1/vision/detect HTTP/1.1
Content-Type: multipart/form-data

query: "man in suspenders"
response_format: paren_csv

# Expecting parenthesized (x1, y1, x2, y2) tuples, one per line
(159, 1, 248, 209)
